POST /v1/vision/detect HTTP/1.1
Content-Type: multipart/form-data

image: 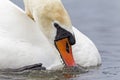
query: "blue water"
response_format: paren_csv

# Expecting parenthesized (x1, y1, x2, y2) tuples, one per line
(1, 0, 120, 80)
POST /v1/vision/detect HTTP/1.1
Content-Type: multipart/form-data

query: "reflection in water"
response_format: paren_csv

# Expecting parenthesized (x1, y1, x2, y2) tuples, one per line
(0, 65, 88, 80)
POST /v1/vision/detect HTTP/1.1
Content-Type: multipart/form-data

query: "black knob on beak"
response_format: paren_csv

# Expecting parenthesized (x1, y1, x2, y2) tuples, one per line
(54, 23, 76, 45)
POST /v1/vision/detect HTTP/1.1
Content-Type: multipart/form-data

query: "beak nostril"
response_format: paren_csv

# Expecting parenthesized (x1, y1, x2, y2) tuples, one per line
(66, 42, 70, 53)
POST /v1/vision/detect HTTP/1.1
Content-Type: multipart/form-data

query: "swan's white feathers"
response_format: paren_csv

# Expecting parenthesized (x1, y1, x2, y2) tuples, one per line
(23, 0, 73, 42)
(0, 0, 62, 69)
(0, 0, 101, 69)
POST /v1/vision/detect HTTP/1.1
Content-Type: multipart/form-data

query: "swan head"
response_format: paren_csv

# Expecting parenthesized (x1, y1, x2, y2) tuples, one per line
(35, 0, 76, 67)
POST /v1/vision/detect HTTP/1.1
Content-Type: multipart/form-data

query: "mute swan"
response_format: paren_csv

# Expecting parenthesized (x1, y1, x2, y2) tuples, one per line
(0, 0, 101, 70)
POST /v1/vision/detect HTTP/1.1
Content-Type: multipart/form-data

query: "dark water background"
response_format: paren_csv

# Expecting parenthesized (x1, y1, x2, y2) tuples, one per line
(1, 0, 120, 80)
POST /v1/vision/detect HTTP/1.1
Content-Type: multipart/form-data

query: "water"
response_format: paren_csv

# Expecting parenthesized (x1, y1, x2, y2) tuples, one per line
(1, 0, 120, 80)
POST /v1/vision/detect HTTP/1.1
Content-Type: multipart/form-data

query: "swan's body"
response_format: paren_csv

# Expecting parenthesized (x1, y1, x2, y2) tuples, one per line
(0, 0, 101, 70)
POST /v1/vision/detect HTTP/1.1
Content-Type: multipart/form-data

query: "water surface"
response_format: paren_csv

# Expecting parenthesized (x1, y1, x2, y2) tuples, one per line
(1, 0, 120, 80)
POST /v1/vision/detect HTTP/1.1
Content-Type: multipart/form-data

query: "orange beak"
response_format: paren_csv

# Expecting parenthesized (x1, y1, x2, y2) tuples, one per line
(55, 38, 76, 67)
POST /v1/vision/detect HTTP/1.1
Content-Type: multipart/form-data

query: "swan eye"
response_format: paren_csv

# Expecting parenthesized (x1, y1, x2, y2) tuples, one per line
(54, 23, 59, 28)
